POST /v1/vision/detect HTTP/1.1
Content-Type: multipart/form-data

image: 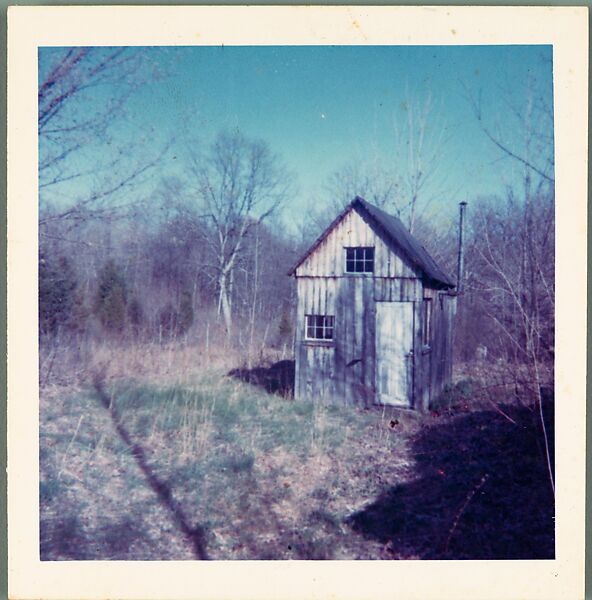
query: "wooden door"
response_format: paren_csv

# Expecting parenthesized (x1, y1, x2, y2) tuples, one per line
(375, 301, 414, 407)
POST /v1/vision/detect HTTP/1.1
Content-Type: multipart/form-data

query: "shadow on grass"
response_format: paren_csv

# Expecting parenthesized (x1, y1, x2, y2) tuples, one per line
(41, 514, 147, 560)
(228, 359, 295, 396)
(92, 375, 210, 560)
(347, 400, 555, 559)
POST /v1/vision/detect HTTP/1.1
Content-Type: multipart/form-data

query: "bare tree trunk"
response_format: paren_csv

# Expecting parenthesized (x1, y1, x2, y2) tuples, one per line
(218, 272, 232, 336)
(530, 348, 554, 496)
(248, 228, 260, 365)
(393, 90, 447, 232)
(217, 284, 223, 317)
(228, 268, 234, 319)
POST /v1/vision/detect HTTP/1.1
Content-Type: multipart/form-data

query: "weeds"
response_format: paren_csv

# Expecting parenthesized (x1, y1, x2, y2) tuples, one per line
(39, 343, 553, 560)
(434, 378, 476, 411)
(93, 373, 210, 559)
(40, 349, 416, 560)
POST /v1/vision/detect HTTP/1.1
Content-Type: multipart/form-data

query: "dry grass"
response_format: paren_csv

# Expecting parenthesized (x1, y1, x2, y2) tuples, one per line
(39, 340, 554, 560)
(40, 338, 240, 388)
(40, 340, 422, 560)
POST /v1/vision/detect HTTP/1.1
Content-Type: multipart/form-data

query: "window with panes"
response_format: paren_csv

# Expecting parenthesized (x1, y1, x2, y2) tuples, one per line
(305, 315, 335, 340)
(345, 247, 374, 273)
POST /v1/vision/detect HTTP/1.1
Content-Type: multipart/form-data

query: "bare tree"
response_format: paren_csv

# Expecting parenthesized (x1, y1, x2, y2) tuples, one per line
(392, 89, 450, 233)
(324, 161, 400, 213)
(463, 65, 555, 495)
(317, 89, 449, 237)
(304, 160, 401, 240)
(188, 131, 292, 336)
(462, 70, 554, 186)
(232, 217, 299, 359)
(38, 47, 169, 228)
(468, 190, 554, 492)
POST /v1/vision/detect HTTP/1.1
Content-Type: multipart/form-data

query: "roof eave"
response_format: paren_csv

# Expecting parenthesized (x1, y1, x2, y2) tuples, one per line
(288, 200, 358, 276)
(423, 276, 456, 290)
(352, 198, 454, 289)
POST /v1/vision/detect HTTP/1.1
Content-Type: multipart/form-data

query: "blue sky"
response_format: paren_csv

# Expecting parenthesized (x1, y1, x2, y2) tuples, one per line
(40, 45, 554, 227)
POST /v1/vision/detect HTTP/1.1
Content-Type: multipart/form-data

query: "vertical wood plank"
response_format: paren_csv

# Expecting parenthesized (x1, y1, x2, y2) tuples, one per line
(294, 279, 303, 400)
(362, 278, 374, 404)
(344, 276, 354, 405)
(326, 277, 335, 314)
(334, 276, 345, 403)
(330, 217, 338, 276)
(294, 205, 453, 410)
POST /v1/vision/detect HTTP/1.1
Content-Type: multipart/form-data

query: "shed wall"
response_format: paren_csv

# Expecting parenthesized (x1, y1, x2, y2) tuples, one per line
(429, 291, 457, 403)
(295, 209, 418, 279)
(293, 208, 455, 410)
(295, 275, 426, 406)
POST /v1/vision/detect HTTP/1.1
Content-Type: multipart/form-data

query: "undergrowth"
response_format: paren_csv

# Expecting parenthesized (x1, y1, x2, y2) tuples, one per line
(39, 350, 554, 560)
(40, 370, 413, 560)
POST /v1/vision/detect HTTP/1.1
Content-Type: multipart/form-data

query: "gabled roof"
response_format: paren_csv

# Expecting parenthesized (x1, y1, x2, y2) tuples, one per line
(289, 196, 455, 289)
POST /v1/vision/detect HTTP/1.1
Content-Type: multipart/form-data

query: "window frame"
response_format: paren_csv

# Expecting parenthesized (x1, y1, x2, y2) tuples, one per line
(304, 314, 335, 341)
(344, 246, 375, 274)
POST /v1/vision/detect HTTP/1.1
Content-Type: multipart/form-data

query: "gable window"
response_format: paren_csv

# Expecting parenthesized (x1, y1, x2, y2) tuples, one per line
(345, 247, 374, 273)
(305, 315, 334, 340)
(423, 298, 432, 345)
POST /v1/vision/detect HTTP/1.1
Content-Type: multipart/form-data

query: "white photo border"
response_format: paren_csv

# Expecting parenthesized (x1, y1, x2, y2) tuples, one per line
(8, 6, 588, 600)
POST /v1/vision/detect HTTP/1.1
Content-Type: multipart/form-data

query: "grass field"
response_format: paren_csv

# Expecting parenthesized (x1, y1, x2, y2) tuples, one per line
(39, 345, 554, 560)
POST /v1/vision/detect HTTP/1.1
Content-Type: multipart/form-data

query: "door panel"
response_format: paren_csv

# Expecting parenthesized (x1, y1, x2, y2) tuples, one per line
(375, 301, 414, 407)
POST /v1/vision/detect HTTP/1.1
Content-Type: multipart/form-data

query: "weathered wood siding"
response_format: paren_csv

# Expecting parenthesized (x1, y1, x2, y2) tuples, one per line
(294, 207, 455, 410)
(295, 277, 424, 406)
(295, 276, 377, 406)
(405, 288, 457, 411)
(295, 209, 419, 279)
(429, 291, 457, 405)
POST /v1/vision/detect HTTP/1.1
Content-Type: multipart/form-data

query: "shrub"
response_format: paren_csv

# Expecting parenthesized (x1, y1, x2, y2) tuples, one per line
(158, 291, 194, 340)
(276, 307, 293, 346)
(159, 302, 178, 340)
(432, 378, 476, 411)
(66, 288, 91, 336)
(222, 453, 255, 474)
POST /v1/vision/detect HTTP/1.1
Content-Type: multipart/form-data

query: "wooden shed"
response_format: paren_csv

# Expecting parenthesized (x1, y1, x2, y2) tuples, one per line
(289, 197, 456, 411)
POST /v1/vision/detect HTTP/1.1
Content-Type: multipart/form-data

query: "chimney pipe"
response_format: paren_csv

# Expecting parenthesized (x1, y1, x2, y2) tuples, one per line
(457, 201, 468, 293)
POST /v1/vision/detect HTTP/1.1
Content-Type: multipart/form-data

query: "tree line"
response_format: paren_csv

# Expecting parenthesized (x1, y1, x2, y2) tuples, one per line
(39, 156, 301, 356)
(38, 47, 555, 385)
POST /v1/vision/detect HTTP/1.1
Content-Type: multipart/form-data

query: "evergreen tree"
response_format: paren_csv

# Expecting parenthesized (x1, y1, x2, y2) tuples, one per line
(39, 252, 78, 336)
(177, 290, 194, 335)
(128, 296, 144, 337)
(66, 288, 91, 336)
(95, 259, 128, 334)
